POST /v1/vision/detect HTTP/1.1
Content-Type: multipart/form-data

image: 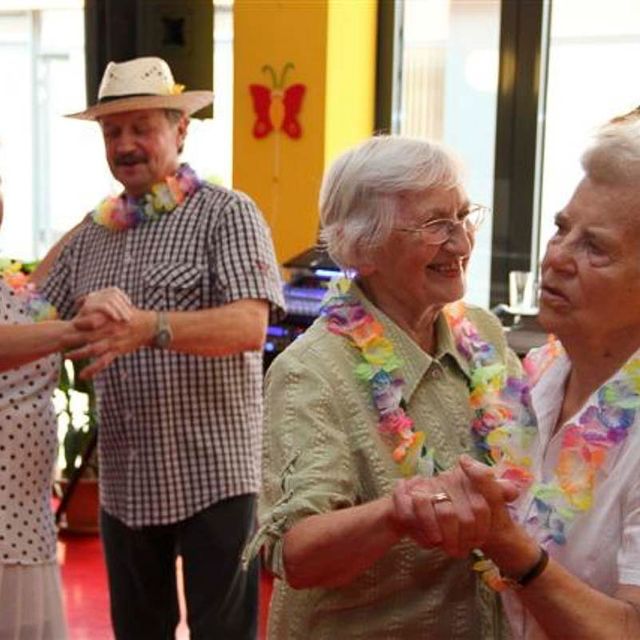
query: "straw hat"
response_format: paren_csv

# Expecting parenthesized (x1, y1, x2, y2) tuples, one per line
(66, 56, 214, 121)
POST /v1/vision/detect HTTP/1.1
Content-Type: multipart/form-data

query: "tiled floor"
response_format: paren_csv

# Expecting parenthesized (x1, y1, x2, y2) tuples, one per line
(58, 532, 272, 639)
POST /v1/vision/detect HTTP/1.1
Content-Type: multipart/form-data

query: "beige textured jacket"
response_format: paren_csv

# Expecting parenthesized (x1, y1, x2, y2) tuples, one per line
(250, 288, 520, 639)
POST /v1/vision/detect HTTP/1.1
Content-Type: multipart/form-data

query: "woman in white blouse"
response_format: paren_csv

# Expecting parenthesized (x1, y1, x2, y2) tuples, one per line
(459, 111, 640, 639)
(0, 181, 128, 639)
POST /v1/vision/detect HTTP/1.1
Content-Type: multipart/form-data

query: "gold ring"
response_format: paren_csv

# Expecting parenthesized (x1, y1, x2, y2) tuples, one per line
(430, 491, 452, 505)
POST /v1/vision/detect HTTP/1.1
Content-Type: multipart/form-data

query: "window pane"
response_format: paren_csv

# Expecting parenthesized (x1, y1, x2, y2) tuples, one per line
(39, 8, 114, 253)
(0, 13, 33, 260)
(538, 0, 640, 264)
(0, 2, 234, 260)
(399, 0, 500, 308)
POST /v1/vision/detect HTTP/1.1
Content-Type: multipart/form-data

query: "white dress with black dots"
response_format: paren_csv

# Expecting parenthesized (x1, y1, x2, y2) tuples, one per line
(0, 280, 67, 639)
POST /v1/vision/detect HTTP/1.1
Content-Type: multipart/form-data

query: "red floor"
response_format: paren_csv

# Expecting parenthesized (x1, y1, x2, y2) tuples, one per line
(58, 533, 273, 639)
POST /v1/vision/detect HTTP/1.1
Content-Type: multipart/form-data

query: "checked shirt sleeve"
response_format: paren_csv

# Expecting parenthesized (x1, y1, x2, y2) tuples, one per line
(210, 191, 285, 319)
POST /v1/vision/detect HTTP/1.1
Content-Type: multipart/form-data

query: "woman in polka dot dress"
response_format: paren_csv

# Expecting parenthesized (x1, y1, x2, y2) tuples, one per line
(0, 182, 94, 639)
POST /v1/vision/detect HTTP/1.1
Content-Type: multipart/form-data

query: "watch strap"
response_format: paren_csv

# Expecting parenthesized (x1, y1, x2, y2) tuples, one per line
(516, 546, 549, 588)
(501, 546, 549, 590)
(152, 311, 173, 349)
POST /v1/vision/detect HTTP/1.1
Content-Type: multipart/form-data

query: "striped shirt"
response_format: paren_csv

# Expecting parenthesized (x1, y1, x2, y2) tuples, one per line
(42, 183, 285, 527)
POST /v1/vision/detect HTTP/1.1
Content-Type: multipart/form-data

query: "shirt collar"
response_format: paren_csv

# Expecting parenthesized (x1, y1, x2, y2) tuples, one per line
(350, 284, 471, 402)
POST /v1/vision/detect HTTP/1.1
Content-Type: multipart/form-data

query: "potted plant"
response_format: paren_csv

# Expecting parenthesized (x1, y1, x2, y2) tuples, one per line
(55, 359, 99, 533)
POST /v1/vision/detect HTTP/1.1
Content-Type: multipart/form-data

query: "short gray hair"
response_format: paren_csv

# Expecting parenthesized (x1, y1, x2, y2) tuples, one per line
(164, 109, 188, 153)
(582, 111, 640, 186)
(319, 135, 463, 269)
(164, 109, 185, 125)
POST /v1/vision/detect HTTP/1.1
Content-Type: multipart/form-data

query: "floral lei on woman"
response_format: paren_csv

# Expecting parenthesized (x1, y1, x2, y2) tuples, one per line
(0, 258, 57, 322)
(92, 163, 202, 231)
(320, 277, 640, 565)
(520, 342, 640, 546)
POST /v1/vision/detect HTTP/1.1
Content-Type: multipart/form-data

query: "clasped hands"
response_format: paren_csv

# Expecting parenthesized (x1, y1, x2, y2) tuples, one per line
(62, 287, 154, 379)
(390, 454, 520, 559)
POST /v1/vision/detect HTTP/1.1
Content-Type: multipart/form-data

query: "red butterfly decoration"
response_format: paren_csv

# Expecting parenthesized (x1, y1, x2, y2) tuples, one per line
(250, 63, 306, 139)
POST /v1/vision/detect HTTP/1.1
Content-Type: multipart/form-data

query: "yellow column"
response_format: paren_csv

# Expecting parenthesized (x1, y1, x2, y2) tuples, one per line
(233, 0, 377, 264)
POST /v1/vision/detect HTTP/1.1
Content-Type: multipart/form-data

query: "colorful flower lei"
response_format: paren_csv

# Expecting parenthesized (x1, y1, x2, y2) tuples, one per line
(522, 341, 640, 546)
(92, 163, 202, 232)
(320, 278, 537, 479)
(320, 277, 432, 476)
(321, 277, 639, 589)
(0, 258, 57, 322)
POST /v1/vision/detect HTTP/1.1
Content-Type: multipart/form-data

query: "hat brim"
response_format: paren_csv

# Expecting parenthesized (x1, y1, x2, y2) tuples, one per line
(65, 91, 214, 120)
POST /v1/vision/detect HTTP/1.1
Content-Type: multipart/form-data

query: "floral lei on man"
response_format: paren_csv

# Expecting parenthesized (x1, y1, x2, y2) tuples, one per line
(0, 258, 57, 322)
(320, 277, 640, 586)
(92, 163, 202, 231)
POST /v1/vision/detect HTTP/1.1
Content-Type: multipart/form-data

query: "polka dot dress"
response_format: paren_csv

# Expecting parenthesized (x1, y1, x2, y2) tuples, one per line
(0, 281, 60, 565)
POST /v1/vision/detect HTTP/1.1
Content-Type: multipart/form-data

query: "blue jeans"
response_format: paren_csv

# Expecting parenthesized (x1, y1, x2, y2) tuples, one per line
(100, 495, 258, 640)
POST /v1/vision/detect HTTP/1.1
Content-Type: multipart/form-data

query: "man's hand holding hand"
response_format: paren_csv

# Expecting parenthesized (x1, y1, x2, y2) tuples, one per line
(64, 291, 156, 379)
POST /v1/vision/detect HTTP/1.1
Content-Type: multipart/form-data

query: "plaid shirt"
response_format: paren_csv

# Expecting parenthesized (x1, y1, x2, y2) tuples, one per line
(42, 183, 285, 527)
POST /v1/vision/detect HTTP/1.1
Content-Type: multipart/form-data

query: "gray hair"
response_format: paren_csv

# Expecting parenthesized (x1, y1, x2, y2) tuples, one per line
(164, 109, 185, 125)
(164, 109, 188, 154)
(582, 111, 640, 186)
(319, 135, 463, 269)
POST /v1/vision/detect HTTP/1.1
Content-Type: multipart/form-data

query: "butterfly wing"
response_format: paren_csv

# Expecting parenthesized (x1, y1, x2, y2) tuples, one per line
(249, 84, 274, 138)
(281, 84, 306, 139)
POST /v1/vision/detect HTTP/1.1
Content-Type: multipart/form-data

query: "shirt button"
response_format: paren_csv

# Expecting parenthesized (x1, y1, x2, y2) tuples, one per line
(431, 367, 442, 380)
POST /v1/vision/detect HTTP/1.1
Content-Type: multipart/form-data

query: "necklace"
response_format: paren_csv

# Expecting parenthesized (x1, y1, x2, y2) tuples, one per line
(92, 163, 202, 231)
(0, 258, 57, 322)
(521, 342, 640, 546)
(321, 277, 639, 586)
(321, 277, 432, 476)
(320, 278, 537, 479)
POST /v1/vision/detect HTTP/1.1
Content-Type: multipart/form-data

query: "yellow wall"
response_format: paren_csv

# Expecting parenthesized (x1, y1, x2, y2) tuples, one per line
(233, 0, 377, 264)
(325, 0, 377, 168)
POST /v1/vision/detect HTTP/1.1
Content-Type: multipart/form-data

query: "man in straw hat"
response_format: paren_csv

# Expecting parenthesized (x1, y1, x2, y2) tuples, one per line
(42, 56, 284, 639)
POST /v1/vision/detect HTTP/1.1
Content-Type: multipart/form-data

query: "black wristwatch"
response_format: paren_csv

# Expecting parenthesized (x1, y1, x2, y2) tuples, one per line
(501, 547, 549, 590)
(152, 311, 173, 349)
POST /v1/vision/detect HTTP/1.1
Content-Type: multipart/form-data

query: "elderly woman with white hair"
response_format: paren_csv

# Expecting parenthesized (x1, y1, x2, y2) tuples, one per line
(247, 135, 523, 639)
(454, 112, 640, 639)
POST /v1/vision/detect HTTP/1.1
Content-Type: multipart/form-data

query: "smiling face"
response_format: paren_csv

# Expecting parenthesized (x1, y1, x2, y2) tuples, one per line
(100, 109, 188, 197)
(538, 177, 640, 344)
(360, 186, 474, 325)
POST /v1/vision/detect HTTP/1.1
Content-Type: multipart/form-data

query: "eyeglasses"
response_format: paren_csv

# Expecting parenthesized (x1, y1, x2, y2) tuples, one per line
(394, 204, 490, 245)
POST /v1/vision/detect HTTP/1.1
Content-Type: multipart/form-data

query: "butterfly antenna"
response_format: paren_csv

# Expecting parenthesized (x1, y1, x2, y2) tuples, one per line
(261, 64, 277, 88)
(279, 62, 295, 89)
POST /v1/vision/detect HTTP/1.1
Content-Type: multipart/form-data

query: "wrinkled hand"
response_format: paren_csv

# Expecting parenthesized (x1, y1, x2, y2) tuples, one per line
(75, 287, 133, 322)
(391, 455, 520, 558)
(58, 320, 93, 351)
(457, 455, 529, 559)
(63, 308, 155, 379)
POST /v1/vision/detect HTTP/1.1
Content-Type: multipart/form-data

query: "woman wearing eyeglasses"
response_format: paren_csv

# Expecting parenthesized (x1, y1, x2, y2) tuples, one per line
(247, 136, 520, 639)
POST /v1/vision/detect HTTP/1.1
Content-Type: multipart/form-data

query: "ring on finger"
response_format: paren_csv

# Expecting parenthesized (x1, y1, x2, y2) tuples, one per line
(431, 491, 452, 505)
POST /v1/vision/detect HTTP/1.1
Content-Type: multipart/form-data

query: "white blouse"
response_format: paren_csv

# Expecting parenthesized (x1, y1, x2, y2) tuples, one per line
(504, 350, 640, 639)
(0, 281, 60, 565)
